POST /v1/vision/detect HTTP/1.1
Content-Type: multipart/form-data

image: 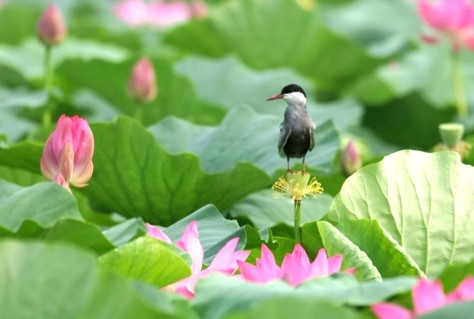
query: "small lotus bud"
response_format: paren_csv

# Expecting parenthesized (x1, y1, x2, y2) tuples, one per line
(189, 1, 207, 18)
(340, 140, 362, 177)
(37, 4, 67, 46)
(128, 57, 158, 103)
(439, 123, 464, 148)
(41, 115, 94, 193)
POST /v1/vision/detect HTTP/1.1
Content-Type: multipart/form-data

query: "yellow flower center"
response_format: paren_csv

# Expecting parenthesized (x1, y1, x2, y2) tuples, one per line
(272, 171, 323, 202)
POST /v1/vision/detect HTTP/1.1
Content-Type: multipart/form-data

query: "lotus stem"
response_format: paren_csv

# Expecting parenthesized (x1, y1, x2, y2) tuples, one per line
(451, 51, 468, 117)
(294, 199, 302, 243)
(42, 45, 53, 127)
(135, 103, 143, 123)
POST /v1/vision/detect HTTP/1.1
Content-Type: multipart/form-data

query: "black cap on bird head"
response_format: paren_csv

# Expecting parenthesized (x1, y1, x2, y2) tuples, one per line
(267, 84, 306, 101)
(280, 84, 306, 97)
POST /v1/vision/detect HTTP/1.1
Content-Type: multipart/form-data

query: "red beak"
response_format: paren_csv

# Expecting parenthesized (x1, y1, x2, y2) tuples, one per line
(266, 93, 283, 101)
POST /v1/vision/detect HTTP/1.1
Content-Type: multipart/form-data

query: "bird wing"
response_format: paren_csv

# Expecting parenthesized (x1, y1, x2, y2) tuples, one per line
(308, 121, 316, 152)
(278, 122, 291, 157)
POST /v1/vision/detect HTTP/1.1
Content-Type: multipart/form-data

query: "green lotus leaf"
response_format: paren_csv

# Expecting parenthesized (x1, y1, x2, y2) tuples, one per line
(328, 150, 474, 276)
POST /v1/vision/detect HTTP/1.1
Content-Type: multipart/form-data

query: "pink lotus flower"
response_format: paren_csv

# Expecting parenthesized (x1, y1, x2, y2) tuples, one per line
(40, 115, 94, 193)
(238, 244, 354, 287)
(113, 0, 149, 26)
(236, 244, 282, 284)
(449, 276, 474, 301)
(146, 223, 172, 243)
(372, 277, 474, 319)
(128, 57, 157, 103)
(37, 4, 67, 46)
(148, 1, 192, 27)
(416, 0, 474, 50)
(146, 221, 250, 298)
(113, 0, 206, 28)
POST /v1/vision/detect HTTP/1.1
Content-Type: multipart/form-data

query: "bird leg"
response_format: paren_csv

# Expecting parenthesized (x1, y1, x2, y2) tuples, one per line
(286, 156, 293, 174)
(302, 156, 306, 174)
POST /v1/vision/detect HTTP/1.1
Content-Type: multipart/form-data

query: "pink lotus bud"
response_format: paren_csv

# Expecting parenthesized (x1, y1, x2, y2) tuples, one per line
(128, 57, 158, 103)
(41, 115, 94, 193)
(37, 4, 67, 46)
(340, 140, 362, 177)
(189, 1, 207, 18)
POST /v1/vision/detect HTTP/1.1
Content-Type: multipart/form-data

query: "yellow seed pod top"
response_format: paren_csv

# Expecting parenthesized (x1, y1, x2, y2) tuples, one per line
(272, 171, 323, 202)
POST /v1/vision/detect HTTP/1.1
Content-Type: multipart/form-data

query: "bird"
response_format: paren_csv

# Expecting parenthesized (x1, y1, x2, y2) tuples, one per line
(267, 84, 316, 173)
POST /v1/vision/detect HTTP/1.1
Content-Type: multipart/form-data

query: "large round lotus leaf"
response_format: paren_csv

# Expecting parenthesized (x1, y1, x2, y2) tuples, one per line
(328, 150, 474, 276)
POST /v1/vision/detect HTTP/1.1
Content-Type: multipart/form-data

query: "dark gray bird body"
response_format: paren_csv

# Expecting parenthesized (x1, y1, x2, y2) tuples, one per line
(267, 84, 315, 172)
